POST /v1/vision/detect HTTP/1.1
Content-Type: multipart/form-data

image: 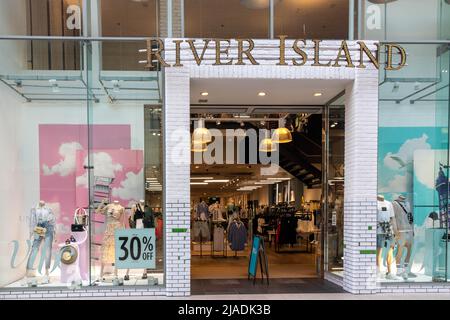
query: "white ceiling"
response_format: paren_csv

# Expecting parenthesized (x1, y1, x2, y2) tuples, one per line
(190, 78, 349, 105)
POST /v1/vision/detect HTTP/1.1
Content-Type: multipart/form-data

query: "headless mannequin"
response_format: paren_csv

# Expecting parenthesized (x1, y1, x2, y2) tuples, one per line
(26, 200, 54, 283)
(96, 200, 124, 281)
(125, 200, 148, 281)
(393, 195, 414, 279)
(376, 195, 399, 279)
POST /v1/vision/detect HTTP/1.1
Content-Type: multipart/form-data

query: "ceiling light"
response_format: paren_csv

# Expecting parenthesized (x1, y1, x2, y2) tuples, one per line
(314, 92, 322, 97)
(258, 92, 266, 97)
(191, 177, 214, 180)
(272, 118, 292, 144)
(216, 120, 221, 125)
(392, 82, 400, 93)
(268, 177, 291, 180)
(201, 92, 209, 96)
(240, 121, 245, 127)
(190, 182, 208, 185)
(192, 118, 212, 144)
(259, 137, 277, 152)
(204, 180, 230, 183)
(233, 115, 250, 118)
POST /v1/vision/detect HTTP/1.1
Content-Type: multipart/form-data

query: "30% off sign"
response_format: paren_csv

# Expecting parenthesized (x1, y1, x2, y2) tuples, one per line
(114, 228, 156, 269)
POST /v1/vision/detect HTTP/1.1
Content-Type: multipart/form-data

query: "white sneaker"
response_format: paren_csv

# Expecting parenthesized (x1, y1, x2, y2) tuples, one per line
(385, 273, 401, 281)
(41, 275, 50, 284)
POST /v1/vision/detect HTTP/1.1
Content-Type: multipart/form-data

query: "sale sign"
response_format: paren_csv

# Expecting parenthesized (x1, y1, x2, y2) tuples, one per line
(114, 229, 156, 269)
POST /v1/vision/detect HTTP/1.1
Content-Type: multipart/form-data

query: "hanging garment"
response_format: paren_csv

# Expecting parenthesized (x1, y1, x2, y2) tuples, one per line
(227, 221, 247, 251)
(155, 217, 163, 240)
(278, 216, 297, 245)
(193, 220, 210, 242)
(213, 225, 224, 251)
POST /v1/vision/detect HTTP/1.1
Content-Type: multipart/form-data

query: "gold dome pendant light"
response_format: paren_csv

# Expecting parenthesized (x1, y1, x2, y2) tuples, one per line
(191, 140, 208, 152)
(272, 117, 292, 143)
(192, 118, 212, 144)
(259, 127, 277, 153)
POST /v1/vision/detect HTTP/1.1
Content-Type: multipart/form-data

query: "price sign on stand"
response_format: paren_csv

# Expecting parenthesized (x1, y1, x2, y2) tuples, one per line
(114, 229, 155, 269)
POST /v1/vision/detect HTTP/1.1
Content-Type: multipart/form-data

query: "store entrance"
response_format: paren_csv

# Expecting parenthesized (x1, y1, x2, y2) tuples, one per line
(189, 79, 345, 292)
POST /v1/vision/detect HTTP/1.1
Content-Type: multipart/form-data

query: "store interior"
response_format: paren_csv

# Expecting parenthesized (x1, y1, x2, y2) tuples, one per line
(189, 78, 346, 281)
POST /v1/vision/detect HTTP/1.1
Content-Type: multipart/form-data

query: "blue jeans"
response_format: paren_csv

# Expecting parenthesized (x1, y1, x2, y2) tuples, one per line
(26, 222, 54, 271)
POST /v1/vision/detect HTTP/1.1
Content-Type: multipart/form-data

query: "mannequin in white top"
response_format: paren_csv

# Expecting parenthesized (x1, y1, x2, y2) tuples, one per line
(376, 195, 399, 280)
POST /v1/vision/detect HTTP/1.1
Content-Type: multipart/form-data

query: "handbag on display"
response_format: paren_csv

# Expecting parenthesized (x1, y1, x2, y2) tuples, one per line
(34, 226, 47, 237)
(72, 208, 88, 232)
(74, 208, 88, 226)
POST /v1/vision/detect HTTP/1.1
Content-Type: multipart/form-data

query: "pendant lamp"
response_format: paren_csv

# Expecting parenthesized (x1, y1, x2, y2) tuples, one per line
(191, 140, 208, 152)
(272, 118, 292, 143)
(192, 118, 212, 144)
(259, 130, 277, 153)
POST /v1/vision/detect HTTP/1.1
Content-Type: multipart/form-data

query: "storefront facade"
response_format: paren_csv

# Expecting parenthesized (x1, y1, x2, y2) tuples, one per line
(0, 0, 449, 299)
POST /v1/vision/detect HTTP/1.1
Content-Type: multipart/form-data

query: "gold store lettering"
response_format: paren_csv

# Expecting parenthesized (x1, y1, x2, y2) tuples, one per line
(144, 38, 406, 71)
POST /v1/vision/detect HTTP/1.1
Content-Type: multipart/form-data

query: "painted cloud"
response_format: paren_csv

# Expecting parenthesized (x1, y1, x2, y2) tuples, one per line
(42, 142, 83, 176)
(383, 134, 431, 171)
(111, 168, 144, 201)
(76, 152, 123, 188)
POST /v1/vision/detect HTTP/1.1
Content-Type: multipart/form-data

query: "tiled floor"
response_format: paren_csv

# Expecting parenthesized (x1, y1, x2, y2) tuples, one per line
(191, 278, 345, 295)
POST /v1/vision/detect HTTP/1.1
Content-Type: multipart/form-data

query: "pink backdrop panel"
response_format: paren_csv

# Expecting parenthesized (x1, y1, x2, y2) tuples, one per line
(39, 124, 131, 241)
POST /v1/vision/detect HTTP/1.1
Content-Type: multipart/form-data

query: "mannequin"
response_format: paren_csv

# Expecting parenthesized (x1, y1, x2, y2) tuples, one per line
(209, 201, 226, 221)
(376, 195, 399, 280)
(392, 195, 415, 279)
(26, 200, 56, 284)
(96, 199, 124, 281)
(125, 199, 153, 281)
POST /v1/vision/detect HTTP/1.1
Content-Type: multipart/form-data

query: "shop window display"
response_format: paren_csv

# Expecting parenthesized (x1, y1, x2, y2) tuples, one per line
(376, 44, 450, 282)
(0, 39, 164, 289)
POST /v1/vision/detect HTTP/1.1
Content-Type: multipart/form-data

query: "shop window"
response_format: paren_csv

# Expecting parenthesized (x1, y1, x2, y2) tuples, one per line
(100, 0, 158, 71)
(274, 0, 349, 39)
(377, 44, 450, 282)
(361, 0, 446, 41)
(184, 0, 269, 39)
(0, 39, 164, 290)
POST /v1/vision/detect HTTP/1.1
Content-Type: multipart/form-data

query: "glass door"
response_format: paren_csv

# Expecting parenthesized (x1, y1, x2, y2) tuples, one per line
(323, 97, 345, 278)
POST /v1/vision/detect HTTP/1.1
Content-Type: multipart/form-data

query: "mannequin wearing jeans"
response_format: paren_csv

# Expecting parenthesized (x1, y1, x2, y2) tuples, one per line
(26, 201, 56, 283)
